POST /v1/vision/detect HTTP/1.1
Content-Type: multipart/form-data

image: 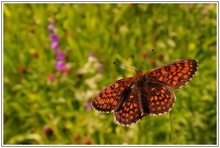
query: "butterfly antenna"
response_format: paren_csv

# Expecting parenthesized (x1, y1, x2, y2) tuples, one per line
(113, 62, 136, 71)
(138, 48, 155, 70)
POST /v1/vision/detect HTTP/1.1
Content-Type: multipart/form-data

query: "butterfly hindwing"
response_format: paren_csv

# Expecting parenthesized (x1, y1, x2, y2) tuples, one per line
(140, 82, 176, 115)
(114, 91, 144, 125)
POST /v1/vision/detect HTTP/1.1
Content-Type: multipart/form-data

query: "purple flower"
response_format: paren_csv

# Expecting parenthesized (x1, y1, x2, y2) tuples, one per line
(48, 22, 70, 75)
(56, 60, 65, 71)
(50, 33, 58, 42)
(84, 102, 91, 112)
(97, 66, 103, 73)
(50, 41, 59, 51)
(47, 24, 55, 30)
(56, 51, 65, 60)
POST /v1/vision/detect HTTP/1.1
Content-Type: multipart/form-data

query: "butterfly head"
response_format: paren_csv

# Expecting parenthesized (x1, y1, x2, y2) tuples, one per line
(132, 70, 146, 87)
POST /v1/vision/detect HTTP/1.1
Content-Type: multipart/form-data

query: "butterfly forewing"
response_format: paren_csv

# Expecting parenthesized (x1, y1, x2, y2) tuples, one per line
(92, 77, 133, 112)
(145, 59, 198, 88)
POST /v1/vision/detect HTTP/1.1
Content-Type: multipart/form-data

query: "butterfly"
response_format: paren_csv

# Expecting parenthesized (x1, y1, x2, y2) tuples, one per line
(91, 55, 198, 126)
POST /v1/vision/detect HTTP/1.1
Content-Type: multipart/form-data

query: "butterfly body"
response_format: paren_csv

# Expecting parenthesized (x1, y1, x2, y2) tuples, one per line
(92, 59, 198, 125)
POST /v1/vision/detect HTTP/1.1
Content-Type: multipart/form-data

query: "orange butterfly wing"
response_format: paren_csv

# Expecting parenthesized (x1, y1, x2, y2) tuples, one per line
(114, 82, 176, 125)
(92, 77, 133, 112)
(145, 59, 198, 88)
(114, 88, 144, 125)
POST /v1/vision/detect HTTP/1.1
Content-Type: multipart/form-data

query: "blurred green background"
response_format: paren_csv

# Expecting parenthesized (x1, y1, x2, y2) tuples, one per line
(3, 4, 216, 144)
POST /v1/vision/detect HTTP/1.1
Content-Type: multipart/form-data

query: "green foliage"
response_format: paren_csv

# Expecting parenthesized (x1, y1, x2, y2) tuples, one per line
(3, 3, 216, 144)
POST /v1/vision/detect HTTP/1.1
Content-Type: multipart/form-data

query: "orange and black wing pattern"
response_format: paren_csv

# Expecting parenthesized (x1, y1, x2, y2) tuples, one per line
(114, 90, 144, 125)
(141, 82, 176, 115)
(92, 77, 133, 112)
(145, 59, 198, 89)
